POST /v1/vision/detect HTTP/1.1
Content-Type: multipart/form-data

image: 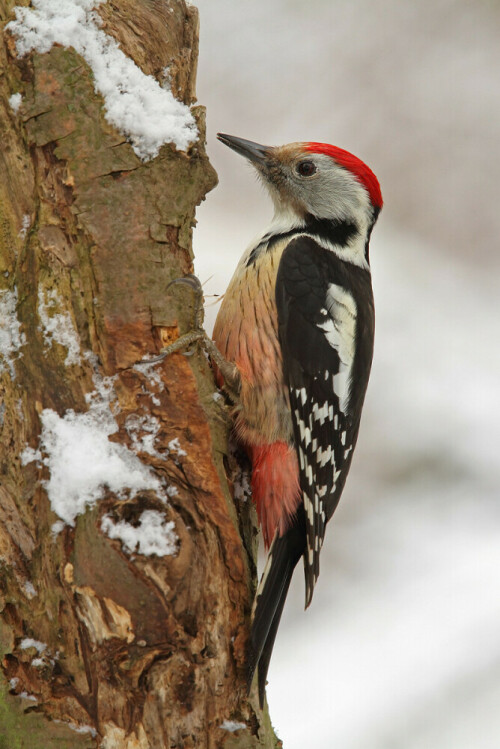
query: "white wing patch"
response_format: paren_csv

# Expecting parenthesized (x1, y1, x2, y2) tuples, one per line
(316, 283, 357, 414)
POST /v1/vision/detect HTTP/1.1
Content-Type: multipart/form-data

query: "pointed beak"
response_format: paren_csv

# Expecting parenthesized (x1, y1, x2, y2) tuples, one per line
(217, 133, 270, 166)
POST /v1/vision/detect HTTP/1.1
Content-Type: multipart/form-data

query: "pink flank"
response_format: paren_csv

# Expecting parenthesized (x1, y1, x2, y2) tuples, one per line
(247, 441, 301, 549)
(305, 142, 383, 209)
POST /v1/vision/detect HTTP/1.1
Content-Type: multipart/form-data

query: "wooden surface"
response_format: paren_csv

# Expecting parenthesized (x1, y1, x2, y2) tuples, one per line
(0, 1, 280, 745)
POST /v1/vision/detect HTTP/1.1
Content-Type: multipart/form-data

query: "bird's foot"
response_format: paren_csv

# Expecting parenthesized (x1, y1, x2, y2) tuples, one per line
(148, 275, 241, 403)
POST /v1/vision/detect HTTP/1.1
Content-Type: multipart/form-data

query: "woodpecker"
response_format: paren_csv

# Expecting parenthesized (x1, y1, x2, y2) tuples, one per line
(212, 133, 382, 706)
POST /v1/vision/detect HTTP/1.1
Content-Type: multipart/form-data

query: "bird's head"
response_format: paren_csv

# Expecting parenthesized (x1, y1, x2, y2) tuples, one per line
(217, 133, 382, 230)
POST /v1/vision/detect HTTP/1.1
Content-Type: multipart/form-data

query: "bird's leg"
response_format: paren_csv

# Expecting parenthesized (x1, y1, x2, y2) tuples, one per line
(151, 275, 241, 402)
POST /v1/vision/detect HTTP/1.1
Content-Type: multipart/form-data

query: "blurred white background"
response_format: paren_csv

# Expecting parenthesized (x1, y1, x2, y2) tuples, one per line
(193, 1, 500, 746)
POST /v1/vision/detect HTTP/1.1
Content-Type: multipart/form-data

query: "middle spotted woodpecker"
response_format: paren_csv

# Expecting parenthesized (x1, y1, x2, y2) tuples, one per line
(213, 133, 382, 706)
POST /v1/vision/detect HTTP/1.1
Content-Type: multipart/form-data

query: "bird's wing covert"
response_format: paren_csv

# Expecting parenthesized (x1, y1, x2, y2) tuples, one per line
(275, 235, 358, 606)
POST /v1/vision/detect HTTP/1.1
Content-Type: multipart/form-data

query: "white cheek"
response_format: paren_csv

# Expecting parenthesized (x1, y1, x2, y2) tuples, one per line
(299, 158, 372, 221)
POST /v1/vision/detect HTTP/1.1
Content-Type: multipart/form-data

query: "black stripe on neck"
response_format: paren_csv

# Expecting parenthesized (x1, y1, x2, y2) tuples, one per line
(304, 214, 358, 247)
(246, 227, 300, 267)
(246, 216, 358, 268)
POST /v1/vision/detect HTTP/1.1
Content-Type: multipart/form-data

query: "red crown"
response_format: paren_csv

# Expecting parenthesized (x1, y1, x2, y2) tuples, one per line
(305, 142, 383, 209)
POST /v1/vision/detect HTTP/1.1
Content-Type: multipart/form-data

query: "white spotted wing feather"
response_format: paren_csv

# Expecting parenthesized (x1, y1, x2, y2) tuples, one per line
(276, 236, 373, 607)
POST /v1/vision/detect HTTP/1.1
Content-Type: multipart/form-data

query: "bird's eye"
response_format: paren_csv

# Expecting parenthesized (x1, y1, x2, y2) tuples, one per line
(297, 160, 317, 177)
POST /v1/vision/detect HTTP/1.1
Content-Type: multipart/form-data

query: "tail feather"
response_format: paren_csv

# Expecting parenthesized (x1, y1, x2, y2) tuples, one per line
(248, 513, 305, 706)
(256, 570, 294, 707)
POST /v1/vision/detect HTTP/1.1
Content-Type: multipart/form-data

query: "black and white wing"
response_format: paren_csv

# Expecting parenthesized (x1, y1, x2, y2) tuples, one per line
(276, 235, 374, 606)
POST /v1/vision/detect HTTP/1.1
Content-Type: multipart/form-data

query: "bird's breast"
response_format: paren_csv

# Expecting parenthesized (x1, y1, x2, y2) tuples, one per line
(213, 238, 293, 445)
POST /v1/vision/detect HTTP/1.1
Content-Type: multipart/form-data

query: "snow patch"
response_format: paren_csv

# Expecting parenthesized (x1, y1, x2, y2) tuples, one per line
(101, 510, 177, 557)
(37, 371, 172, 528)
(38, 287, 81, 366)
(19, 213, 31, 239)
(20, 638, 47, 654)
(7, 0, 198, 159)
(220, 720, 247, 733)
(167, 437, 187, 457)
(125, 413, 163, 457)
(65, 723, 97, 738)
(40, 405, 167, 527)
(124, 415, 188, 470)
(51, 520, 65, 536)
(133, 359, 167, 406)
(22, 581, 37, 599)
(21, 445, 42, 466)
(8, 92, 22, 113)
(133, 359, 165, 388)
(19, 214, 31, 239)
(0, 288, 26, 377)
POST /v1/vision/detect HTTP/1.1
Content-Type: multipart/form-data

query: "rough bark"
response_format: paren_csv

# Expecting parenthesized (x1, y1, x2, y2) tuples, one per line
(0, 2, 280, 746)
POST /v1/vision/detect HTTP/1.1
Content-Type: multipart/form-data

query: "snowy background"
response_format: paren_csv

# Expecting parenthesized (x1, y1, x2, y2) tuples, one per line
(193, 1, 500, 747)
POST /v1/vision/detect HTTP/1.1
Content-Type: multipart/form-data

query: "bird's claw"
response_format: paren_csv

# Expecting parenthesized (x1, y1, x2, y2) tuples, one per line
(165, 274, 202, 293)
(166, 274, 205, 331)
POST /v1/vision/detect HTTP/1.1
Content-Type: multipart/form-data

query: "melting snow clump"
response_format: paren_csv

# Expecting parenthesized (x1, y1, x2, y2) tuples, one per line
(220, 720, 247, 733)
(7, 0, 198, 159)
(125, 413, 163, 457)
(67, 723, 97, 737)
(22, 581, 37, 599)
(8, 92, 22, 113)
(38, 287, 81, 366)
(21, 445, 42, 466)
(0, 288, 26, 377)
(167, 437, 187, 457)
(133, 359, 166, 406)
(52, 720, 97, 737)
(19, 215, 31, 239)
(101, 510, 178, 557)
(20, 638, 47, 654)
(40, 375, 169, 528)
(18, 692, 37, 702)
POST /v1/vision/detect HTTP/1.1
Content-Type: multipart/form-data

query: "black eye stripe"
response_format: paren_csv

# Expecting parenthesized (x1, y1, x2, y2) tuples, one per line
(297, 160, 316, 177)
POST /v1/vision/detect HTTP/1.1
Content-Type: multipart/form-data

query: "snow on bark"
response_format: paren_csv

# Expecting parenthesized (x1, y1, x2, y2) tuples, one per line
(7, 0, 198, 159)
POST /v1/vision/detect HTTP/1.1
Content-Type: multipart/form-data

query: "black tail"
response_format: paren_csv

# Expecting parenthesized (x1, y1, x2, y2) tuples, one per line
(248, 513, 305, 707)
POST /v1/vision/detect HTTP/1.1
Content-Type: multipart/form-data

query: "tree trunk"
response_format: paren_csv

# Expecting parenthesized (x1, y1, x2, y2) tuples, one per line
(0, 2, 279, 746)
